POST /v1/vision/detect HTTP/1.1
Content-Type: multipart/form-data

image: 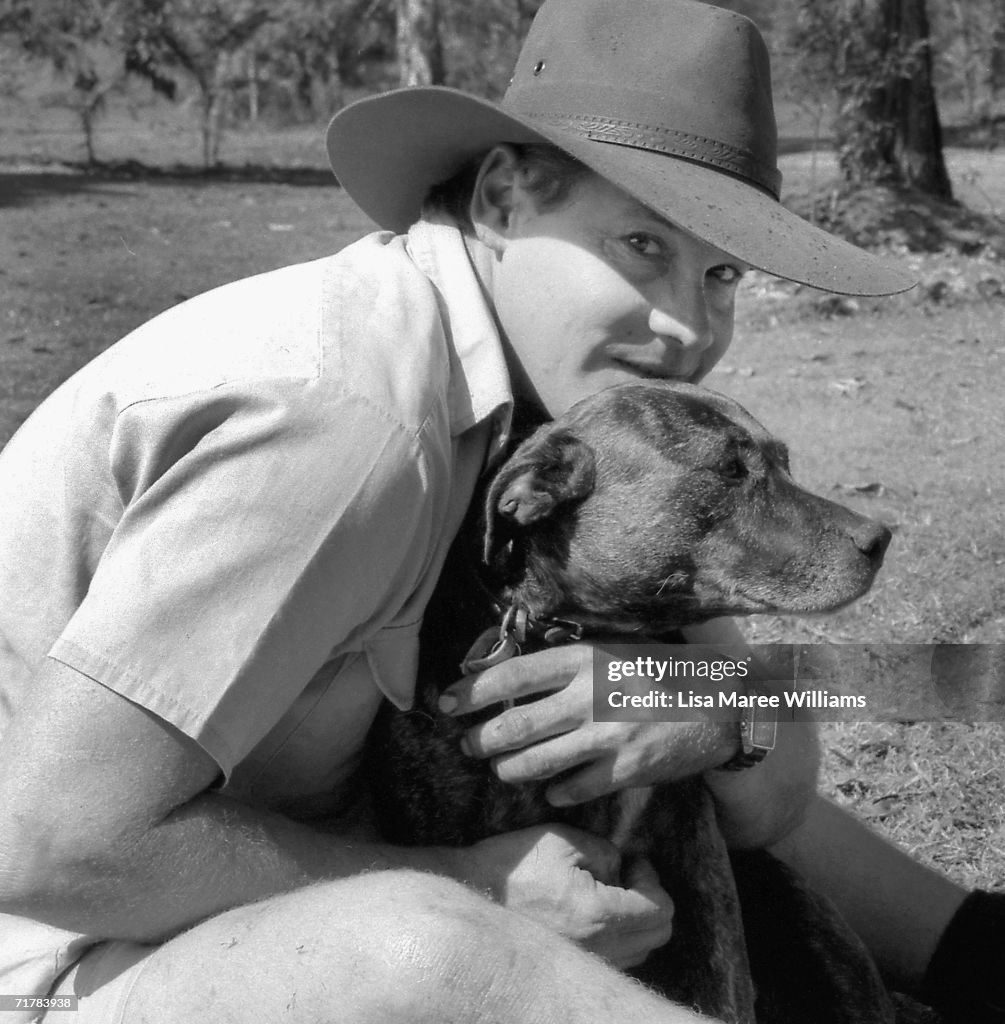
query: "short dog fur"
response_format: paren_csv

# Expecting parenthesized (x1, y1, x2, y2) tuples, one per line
(366, 381, 896, 1024)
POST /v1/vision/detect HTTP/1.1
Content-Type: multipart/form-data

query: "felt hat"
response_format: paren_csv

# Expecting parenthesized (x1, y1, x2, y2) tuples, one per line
(326, 0, 914, 296)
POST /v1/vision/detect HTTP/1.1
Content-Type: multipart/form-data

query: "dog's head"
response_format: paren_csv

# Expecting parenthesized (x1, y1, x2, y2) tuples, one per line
(484, 382, 890, 634)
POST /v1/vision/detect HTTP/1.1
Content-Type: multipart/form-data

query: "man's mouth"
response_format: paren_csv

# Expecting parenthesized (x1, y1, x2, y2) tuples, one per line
(611, 357, 697, 383)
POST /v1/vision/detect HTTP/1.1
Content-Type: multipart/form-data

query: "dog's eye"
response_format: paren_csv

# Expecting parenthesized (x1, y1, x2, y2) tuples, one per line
(718, 457, 749, 482)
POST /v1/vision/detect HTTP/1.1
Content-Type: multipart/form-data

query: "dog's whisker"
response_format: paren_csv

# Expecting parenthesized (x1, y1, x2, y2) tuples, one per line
(656, 572, 688, 597)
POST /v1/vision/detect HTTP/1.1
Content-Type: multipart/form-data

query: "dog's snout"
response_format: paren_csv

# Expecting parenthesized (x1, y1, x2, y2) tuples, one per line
(852, 520, 892, 565)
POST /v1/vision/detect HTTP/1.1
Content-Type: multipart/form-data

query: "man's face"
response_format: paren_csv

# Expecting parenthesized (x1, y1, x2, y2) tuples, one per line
(485, 171, 747, 419)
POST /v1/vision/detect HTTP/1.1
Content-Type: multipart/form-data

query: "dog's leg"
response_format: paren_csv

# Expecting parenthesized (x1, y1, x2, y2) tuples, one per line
(731, 849, 896, 1024)
(629, 779, 757, 1024)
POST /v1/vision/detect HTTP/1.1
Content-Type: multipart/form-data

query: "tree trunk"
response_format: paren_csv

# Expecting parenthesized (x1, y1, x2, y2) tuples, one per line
(247, 50, 259, 123)
(834, 0, 952, 200)
(80, 103, 97, 164)
(988, 6, 1005, 126)
(396, 0, 444, 87)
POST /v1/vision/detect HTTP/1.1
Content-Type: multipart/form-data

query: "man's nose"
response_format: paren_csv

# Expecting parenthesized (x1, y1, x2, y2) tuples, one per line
(647, 293, 712, 353)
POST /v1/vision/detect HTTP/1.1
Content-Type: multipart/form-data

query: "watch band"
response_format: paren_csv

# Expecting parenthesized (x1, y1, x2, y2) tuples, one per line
(718, 682, 777, 770)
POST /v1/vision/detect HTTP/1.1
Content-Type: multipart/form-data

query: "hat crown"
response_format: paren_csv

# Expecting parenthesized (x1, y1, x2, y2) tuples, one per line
(504, 0, 780, 197)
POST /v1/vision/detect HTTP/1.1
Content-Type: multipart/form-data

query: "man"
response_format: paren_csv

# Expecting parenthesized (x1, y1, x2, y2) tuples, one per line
(0, 1, 992, 1022)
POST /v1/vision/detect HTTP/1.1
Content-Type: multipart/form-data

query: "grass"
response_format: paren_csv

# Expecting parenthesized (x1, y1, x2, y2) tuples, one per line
(2, 100, 1005, 898)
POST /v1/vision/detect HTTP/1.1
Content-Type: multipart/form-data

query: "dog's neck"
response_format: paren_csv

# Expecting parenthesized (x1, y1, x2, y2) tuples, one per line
(459, 602, 585, 676)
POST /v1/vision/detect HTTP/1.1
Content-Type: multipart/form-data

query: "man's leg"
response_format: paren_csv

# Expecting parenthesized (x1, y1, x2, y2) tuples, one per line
(119, 870, 708, 1024)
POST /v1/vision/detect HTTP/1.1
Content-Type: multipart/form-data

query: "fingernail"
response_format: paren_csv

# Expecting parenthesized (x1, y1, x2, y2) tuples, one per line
(459, 737, 472, 757)
(548, 790, 572, 807)
(438, 693, 459, 714)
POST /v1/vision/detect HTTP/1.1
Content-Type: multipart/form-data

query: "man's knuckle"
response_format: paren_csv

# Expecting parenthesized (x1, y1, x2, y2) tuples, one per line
(496, 707, 534, 744)
(513, 747, 557, 779)
(654, 915, 675, 946)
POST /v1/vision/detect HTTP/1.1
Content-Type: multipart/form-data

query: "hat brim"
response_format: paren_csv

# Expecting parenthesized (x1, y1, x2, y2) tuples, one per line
(326, 87, 915, 297)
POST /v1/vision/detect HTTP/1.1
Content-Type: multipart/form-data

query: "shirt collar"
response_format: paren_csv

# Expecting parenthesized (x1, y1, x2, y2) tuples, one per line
(405, 215, 513, 465)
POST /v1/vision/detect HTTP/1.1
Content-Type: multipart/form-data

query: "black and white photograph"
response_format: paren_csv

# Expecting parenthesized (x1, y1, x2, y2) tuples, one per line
(0, 0, 1003, 1021)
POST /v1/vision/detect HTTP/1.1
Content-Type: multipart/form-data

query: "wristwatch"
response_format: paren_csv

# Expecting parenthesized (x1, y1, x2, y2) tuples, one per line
(718, 682, 777, 771)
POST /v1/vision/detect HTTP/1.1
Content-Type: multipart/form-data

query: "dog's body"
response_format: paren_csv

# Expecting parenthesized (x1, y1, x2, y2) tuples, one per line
(366, 382, 895, 1024)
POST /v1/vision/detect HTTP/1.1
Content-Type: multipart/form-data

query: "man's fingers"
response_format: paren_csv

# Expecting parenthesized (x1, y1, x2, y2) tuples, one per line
(544, 753, 623, 807)
(591, 863, 675, 967)
(462, 704, 589, 762)
(621, 856, 672, 911)
(438, 645, 589, 715)
(481, 725, 611, 778)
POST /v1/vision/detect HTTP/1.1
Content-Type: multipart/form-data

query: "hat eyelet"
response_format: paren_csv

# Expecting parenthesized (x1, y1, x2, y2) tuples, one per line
(533, 60, 546, 76)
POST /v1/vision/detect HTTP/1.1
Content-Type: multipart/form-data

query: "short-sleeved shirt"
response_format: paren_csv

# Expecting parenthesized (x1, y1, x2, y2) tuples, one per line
(0, 215, 514, 1007)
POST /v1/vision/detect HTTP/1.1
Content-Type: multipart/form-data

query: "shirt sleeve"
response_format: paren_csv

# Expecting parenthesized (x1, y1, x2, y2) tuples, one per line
(49, 375, 437, 776)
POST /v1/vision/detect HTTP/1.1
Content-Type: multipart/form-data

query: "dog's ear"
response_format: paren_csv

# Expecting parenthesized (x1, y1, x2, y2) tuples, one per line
(483, 428, 596, 564)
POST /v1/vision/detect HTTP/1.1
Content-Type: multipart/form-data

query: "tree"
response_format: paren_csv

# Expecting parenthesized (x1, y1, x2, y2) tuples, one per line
(932, 0, 1005, 128)
(247, 0, 394, 122)
(831, 0, 952, 199)
(126, 0, 273, 167)
(396, 0, 444, 86)
(439, 0, 540, 97)
(0, 0, 134, 163)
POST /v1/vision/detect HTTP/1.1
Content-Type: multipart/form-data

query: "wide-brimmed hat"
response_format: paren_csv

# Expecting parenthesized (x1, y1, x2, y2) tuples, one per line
(326, 0, 914, 296)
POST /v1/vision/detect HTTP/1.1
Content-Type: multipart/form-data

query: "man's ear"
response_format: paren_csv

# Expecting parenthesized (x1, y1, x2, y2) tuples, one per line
(469, 144, 522, 253)
(483, 428, 596, 565)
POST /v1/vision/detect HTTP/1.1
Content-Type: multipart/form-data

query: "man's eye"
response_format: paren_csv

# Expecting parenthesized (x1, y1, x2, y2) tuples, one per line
(708, 264, 746, 285)
(624, 233, 664, 258)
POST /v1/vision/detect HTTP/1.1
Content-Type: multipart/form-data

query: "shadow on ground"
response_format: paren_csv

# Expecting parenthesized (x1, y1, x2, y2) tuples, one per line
(0, 160, 339, 209)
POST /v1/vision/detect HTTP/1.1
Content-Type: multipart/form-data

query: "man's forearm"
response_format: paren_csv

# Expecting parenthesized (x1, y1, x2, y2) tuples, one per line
(772, 794, 967, 991)
(704, 718, 820, 849)
(7, 790, 461, 944)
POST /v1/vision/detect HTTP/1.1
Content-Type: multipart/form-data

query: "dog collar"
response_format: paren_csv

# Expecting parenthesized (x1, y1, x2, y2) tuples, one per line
(460, 604, 583, 676)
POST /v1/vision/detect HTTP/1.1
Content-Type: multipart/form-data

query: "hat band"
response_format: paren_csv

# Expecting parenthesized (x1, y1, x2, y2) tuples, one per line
(521, 110, 781, 200)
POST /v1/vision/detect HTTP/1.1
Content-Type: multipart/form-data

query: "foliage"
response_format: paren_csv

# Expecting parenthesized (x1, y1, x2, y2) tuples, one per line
(928, 0, 1005, 126)
(2, 0, 1002, 171)
(0, 0, 134, 162)
(387, 0, 541, 96)
(777, 0, 953, 200)
(248, 0, 393, 120)
(771, 1, 843, 118)
(437, 0, 540, 96)
(123, 0, 274, 167)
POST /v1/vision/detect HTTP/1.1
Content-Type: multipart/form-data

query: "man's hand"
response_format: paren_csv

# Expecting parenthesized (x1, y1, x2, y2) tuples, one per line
(456, 823, 674, 968)
(438, 644, 736, 807)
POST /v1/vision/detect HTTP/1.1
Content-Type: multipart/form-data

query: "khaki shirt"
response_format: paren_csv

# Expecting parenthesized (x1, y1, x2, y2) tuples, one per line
(0, 216, 513, 1004)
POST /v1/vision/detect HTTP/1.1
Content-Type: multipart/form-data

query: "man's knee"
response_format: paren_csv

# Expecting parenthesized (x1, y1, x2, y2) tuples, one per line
(339, 870, 558, 1017)
(332, 869, 536, 968)
(125, 871, 557, 1024)
(280, 870, 558, 1020)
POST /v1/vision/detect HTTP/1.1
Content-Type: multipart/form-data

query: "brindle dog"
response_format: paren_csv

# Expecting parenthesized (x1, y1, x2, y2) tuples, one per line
(367, 382, 896, 1024)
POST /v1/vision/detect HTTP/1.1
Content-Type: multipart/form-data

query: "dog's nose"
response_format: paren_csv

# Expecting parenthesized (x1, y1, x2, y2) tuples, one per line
(852, 521, 892, 565)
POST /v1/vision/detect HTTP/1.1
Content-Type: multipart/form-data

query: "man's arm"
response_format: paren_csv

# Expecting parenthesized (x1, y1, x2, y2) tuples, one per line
(771, 794, 967, 993)
(0, 658, 457, 942)
(0, 658, 674, 967)
(685, 617, 820, 849)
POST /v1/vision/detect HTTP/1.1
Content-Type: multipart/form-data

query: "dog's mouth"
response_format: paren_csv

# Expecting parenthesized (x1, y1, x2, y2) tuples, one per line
(695, 569, 882, 618)
(726, 582, 877, 617)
